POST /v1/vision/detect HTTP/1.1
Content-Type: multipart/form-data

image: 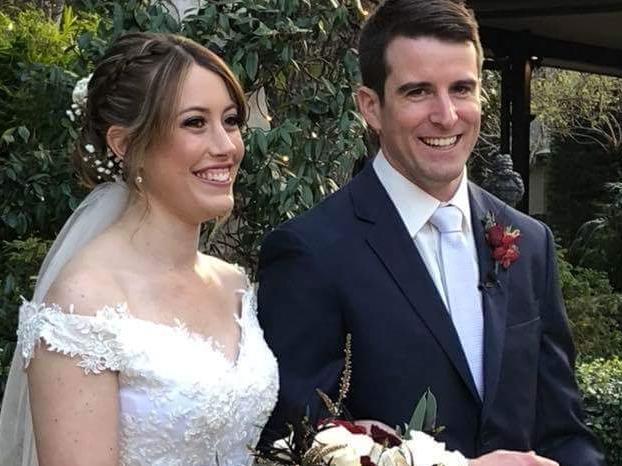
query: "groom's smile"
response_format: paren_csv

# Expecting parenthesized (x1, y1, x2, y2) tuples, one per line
(419, 135, 461, 148)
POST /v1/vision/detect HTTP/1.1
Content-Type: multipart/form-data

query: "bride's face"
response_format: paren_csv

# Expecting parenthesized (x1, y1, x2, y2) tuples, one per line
(141, 63, 245, 224)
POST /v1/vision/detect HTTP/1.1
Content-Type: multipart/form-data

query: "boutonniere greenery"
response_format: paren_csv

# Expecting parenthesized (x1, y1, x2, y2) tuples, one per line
(483, 212, 521, 279)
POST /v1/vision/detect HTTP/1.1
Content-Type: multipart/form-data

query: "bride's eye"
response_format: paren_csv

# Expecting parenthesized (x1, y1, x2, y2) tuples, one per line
(183, 116, 206, 128)
(224, 114, 242, 129)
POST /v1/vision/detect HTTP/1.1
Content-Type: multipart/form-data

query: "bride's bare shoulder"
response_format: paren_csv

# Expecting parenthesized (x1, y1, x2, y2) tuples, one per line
(43, 231, 129, 316)
(197, 253, 249, 291)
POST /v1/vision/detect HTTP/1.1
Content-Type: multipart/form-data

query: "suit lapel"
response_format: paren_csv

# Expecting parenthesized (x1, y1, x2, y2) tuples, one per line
(350, 165, 481, 403)
(469, 184, 510, 420)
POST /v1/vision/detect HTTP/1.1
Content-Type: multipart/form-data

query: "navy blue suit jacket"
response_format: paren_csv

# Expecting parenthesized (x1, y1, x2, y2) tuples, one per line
(258, 162, 604, 465)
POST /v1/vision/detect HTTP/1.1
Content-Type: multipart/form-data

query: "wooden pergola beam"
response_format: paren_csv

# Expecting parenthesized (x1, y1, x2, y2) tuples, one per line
(481, 27, 622, 77)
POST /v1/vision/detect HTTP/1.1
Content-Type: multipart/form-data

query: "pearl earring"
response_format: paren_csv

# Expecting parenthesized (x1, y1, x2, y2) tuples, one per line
(135, 175, 143, 184)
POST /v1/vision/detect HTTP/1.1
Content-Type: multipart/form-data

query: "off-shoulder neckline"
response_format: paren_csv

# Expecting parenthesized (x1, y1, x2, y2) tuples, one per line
(19, 286, 255, 367)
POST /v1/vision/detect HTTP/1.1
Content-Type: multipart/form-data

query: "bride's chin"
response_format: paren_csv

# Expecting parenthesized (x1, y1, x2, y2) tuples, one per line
(199, 201, 234, 223)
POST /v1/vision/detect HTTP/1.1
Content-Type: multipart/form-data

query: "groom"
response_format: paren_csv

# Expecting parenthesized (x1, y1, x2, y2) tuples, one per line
(258, 0, 604, 464)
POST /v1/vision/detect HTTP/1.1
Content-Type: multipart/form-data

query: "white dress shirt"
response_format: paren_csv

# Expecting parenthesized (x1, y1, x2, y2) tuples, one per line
(372, 151, 482, 311)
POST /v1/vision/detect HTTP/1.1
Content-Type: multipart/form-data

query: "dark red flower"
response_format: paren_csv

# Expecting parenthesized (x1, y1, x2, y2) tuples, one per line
(484, 213, 521, 274)
(361, 456, 377, 466)
(486, 224, 504, 247)
(501, 231, 520, 247)
(500, 245, 520, 268)
(320, 419, 367, 435)
(370, 424, 401, 447)
(492, 246, 507, 261)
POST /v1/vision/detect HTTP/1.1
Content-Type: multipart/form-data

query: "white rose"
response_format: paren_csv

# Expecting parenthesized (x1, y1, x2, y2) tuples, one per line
(313, 425, 374, 466)
(315, 425, 354, 447)
(400, 431, 467, 466)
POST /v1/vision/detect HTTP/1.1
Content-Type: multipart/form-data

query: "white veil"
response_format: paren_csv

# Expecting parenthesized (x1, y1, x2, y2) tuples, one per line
(0, 181, 129, 466)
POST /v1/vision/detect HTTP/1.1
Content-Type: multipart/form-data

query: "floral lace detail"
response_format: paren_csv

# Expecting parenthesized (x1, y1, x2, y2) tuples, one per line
(18, 300, 128, 374)
(17, 287, 279, 466)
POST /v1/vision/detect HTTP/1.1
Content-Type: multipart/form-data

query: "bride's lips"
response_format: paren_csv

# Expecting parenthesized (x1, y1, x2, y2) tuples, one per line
(192, 164, 235, 186)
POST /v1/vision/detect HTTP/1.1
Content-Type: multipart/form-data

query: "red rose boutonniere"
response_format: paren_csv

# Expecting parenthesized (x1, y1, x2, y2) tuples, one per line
(483, 212, 520, 276)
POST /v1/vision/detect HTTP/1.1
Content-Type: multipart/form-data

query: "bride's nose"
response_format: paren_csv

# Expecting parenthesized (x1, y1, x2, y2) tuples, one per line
(208, 123, 238, 158)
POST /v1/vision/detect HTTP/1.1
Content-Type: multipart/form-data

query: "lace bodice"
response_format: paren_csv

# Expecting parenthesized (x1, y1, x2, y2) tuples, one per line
(17, 288, 279, 466)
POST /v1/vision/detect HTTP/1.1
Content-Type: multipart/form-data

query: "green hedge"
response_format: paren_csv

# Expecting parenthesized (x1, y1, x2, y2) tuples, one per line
(577, 358, 622, 465)
(558, 249, 622, 360)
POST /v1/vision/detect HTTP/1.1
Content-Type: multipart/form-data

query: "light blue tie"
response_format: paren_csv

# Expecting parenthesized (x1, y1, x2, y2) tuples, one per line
(429, 205, 484, 398)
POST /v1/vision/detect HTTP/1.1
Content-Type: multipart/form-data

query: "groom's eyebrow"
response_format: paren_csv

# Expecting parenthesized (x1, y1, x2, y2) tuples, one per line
(396, 78, 479, 95)
(396, 81, 431, 95)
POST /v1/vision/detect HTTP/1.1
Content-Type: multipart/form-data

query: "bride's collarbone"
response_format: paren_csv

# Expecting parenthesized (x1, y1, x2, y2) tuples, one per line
(120, 269, 244, 336)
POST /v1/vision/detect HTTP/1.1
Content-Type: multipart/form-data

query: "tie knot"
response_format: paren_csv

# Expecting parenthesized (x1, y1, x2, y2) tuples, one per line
(429, 205, 463, 234)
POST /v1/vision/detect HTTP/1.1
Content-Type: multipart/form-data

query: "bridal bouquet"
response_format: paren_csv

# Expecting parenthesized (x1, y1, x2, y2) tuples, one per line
(254, 336, 468, 466)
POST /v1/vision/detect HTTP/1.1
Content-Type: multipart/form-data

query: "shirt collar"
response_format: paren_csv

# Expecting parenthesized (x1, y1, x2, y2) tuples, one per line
(372, 150, 473, 237)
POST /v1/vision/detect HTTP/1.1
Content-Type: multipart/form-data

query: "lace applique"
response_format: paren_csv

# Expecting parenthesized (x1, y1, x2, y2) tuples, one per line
(18, 300, 128, 374)
(16, 290, 279, 466)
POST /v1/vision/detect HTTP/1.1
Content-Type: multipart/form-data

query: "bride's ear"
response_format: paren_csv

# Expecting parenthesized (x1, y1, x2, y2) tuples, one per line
(106, 125, 129, 159)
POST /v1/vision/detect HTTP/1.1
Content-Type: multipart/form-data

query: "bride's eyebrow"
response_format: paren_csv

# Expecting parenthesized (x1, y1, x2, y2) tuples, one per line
(177, 106, 210, 116)
(177, 104, 238, 116)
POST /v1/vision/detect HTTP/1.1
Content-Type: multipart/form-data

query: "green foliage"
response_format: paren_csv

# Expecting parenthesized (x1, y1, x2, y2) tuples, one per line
(408, 388, 438, 433)
(569, 182, 622, 291)
(558, 249, 622, 360)
(546, 137, 622, 246)
(531, 69, 622, 140)
(577, 358, 622, 465)
(0, 238, 50, 389)
(0, 7, 95, 66)
(0, 6, 94, 241)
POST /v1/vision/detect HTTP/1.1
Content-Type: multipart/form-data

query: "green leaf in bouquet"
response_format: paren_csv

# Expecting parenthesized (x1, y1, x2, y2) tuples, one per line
(423, 389, 438, 431)
(407, 388, 437, 433)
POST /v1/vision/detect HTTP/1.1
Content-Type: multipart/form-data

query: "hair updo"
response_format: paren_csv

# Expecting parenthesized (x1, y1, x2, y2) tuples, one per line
(73, 32, 247, 191)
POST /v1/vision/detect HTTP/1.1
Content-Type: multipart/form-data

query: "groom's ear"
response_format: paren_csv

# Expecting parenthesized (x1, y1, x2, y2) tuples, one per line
(106, 125, 130, 160)
(356, 85, 382, 134)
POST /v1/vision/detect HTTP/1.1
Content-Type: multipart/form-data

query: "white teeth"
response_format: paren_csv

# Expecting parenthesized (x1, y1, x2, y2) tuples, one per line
(421, 136, 458, 147)
(195, 167, 231, 182)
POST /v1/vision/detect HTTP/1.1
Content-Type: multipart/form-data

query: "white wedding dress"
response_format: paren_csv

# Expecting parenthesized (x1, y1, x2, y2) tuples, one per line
(17, 288, 278, 466)
(0, 182, 279, 466)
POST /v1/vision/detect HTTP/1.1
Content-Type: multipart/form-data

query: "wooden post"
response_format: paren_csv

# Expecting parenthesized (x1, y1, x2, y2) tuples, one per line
(509, 35, 533, 213)
(500, 60, 511, 155)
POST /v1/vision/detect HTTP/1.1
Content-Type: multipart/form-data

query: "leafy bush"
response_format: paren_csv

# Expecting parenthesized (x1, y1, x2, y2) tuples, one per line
(546, 137, 622, 247)
(577, 358, 622, 465)
(569, 182, 622, 291)
(0, 6, 96, 241)
(558, 248, 622, 360)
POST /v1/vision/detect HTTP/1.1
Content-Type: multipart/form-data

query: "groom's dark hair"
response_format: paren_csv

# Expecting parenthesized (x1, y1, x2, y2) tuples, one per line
(358, 0, 483, 102)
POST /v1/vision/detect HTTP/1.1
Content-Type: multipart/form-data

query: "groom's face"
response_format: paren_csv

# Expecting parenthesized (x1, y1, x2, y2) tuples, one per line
(360, 36, 481, 201)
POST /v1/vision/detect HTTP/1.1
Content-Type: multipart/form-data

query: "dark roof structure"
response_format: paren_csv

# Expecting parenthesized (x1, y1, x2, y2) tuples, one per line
(472, 0, 622, 76)
(468, 0, 622, 211)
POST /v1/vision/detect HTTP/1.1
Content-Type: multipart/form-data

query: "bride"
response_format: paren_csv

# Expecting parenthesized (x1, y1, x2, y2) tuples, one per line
(0, 32, 278, 466)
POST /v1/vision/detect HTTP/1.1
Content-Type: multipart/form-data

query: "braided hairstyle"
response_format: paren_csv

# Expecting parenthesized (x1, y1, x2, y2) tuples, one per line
(74, 32, 247, 191)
